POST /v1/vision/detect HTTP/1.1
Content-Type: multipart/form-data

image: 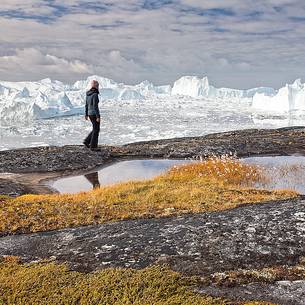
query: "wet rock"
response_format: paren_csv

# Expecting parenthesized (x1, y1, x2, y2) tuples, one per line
(0, 178, 29, 197)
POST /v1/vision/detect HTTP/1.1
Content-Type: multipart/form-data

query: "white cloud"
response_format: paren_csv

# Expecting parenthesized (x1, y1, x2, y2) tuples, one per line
(0, 48, 93, 81)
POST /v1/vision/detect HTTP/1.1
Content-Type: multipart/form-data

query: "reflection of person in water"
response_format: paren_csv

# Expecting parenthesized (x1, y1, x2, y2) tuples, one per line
(84, 172, 100, 189)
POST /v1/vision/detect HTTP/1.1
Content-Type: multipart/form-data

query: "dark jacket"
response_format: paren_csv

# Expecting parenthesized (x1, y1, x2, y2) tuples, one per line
(85, 88, 100, 118)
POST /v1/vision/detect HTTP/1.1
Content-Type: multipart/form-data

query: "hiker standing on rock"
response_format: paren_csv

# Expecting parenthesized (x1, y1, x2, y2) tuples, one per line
(83, 80, 100, 151)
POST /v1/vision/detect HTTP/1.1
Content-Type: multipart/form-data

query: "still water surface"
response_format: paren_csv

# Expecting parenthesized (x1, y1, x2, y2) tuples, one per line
(49, 159, 191, 194)
(49, 156, 305, 195)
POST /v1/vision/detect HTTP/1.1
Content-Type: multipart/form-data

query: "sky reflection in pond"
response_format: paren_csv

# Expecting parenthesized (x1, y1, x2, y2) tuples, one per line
(242, 155, 305, 195)
(50, 159, 191, 194)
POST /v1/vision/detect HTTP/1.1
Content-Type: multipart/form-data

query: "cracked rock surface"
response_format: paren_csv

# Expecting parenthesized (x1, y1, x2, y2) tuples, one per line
(198, 280, 305, 305)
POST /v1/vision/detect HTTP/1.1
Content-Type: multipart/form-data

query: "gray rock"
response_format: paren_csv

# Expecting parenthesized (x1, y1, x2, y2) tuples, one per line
(0, 178, 29, 197)
(0, 197, 304, 276)
(198, 280, 305, 305)
(0, 145, 111, 173)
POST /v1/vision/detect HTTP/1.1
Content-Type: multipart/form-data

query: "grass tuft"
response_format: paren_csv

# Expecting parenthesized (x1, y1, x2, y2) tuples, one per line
(0, 157, 298, 235)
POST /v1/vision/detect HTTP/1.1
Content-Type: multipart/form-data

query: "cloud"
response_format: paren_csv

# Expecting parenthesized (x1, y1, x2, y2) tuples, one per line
(0, 0, 304, 88)
(0, 48, 93, 81)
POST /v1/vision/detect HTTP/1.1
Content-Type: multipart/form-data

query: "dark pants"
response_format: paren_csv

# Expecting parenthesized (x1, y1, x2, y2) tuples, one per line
(84, 115, 100, 148)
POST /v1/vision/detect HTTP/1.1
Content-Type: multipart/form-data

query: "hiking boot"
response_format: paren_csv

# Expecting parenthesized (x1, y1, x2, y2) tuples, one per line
(83, 141, 90, 148)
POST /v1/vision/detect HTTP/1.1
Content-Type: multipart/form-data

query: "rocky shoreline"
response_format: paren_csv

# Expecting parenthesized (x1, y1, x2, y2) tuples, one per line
(1, 126, 305, 196)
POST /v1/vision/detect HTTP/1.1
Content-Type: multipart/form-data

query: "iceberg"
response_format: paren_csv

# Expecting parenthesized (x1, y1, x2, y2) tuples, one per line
(73, 75, 117, 90)
(0, 74, 304, 122)
(172, 76, 210, 97)
(118, 88, 144, 100)
(12, 87, 30, 99)
(136, 80, 171, 96)
(171, 76, 276, 99)
(0, 78, 80, 122)
(252, 79, 305, 114)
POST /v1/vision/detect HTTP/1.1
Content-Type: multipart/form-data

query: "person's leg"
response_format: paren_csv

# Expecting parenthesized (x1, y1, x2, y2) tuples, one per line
(89, 116, 100, 148)
(84, 117, 95, 147)
(83, 130, 92, 147)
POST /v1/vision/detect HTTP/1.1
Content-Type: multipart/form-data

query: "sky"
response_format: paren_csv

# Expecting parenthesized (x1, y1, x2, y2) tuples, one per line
(0, 0, 305, 89)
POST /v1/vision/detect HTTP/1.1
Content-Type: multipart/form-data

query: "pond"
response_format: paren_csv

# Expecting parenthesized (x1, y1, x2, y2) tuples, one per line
(47, 156, 305, 195)
(241, 155, 305, 195)
(48, 159, 192, 194)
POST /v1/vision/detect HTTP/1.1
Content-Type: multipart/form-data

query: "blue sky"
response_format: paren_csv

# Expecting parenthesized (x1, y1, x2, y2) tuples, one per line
(0, 0, 305, 88)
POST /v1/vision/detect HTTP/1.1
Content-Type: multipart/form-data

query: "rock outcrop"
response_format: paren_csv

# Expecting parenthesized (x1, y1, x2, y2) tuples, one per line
(1, 197, 305, 304)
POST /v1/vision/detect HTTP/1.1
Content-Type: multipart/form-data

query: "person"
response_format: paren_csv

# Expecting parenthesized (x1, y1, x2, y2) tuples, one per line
(83, 80, 101, 150)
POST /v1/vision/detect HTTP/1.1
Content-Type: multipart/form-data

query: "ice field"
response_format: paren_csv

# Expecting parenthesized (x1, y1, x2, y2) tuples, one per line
(0, 75, 305, 150)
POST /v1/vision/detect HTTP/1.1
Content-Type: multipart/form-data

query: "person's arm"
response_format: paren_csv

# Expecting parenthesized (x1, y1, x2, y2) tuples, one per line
(85, 97, 88, 119)
(93, 93, 100, 118)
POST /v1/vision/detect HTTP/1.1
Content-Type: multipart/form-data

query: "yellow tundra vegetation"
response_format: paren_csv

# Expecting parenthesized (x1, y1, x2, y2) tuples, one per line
(0, 258, 277, 305)
(0, 157, 298, 235)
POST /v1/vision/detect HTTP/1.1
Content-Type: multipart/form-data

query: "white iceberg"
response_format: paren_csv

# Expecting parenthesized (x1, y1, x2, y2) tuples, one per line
(252, 79, 305, 114)
(172, 76, 210, 97)
(171, 75, 276, 100)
